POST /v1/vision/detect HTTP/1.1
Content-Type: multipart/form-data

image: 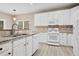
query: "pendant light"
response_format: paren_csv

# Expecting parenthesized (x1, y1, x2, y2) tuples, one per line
(13, 9, 16, 21)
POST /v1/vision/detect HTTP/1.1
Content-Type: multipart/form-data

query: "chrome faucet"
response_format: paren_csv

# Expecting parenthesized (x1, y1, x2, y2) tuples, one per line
(10, 23, 18, 35)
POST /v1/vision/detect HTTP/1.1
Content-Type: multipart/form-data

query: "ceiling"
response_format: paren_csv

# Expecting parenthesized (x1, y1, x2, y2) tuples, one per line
(0, 3, 78, 15)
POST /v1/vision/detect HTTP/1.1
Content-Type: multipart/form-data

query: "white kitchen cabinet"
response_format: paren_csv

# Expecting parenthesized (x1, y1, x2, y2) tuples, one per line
(26, 36, 32, 56)
(59, 33, 73, 46)
(13, 38, 26, 56)
(13, 43, 25, 56)
(0, 49, 12, 56)
(0, 41, 12, 53)
(40, 13, 48, 26)
(56, 9, 71, 25)
(34, 13, 48, 26)
(59, 33, 67, 45)
(34, 14, 41, 26)
(71, 6, 79, 56)
(32, 34, 39, 54)
(67, 34, 73, 46)
(61, 10, 71, 25)
(0, 41, 12, 56)
(48, 11, 59, 25)
(39, 33, 48, 43)
(34, 9, 71, 26)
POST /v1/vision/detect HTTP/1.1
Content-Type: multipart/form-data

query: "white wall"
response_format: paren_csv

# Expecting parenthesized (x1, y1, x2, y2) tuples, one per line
(0, 12, 13, 29)
(15, 14, 36, 34)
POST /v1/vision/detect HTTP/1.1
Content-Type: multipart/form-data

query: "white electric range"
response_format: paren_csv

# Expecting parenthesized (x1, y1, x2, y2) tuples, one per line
(48, 28, 60, 45)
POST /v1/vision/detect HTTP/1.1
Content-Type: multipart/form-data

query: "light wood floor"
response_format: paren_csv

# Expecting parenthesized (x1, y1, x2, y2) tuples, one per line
(33, 43, 73, 56)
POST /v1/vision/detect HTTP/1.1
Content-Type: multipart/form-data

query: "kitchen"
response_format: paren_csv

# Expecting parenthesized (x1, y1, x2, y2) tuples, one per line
(0, 3, 79, 56)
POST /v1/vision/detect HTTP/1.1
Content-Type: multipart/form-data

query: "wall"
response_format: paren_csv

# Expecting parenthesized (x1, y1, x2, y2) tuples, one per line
(0, 12, 13, 37)
(0, 12, 13, 29)
(15, 13, 36, 34)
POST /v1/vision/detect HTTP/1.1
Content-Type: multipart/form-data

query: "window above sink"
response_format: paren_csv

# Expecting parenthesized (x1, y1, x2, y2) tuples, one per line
(16, 20, 29, 30)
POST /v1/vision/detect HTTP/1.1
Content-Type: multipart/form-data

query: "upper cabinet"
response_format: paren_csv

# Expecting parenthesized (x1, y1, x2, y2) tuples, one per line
(48, 11, 59, 25)
(61, 9, 71, 25)
(34, 13, 48, 26)
(34, 9, 71, 26)
(49, 9, 71, 25)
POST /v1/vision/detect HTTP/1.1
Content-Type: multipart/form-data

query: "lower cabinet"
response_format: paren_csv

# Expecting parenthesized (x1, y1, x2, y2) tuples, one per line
(32, 34, 39, 54)
(13, 38, 26, 56)
(13, 34, 39, 56)
(59, 33, 73, 46)
(13, 43, 26, 56)
(0, 49, 12, 56)
(67, 34, 73, 46)
(39, 33, 48, 43)
(0, 41, 12, 56)
(0, 34, 40, 56)
(26, 36, 32, 56)
(59, 33, 67, 45)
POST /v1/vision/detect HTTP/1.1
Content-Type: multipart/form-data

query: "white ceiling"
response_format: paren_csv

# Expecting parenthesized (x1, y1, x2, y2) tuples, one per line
(0, 3, 78, 15)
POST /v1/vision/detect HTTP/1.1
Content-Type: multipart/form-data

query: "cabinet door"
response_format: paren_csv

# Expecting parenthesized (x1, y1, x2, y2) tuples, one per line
(32, 34, 39, 53)
(62, 10, 71, 25)
(34, 13, 48, 26)
(0, 50, 12, 56)
(26, 36, 32, 56)
(56, 11, 63, 25)
(40, 13, 48, 26)
(59, 33, 67, 45)
(13, 43, 25, 56)
(48, 12, 58, 25)
(39, 33, 48, 43)
(34, 14, 41, 26)
(67, 34, 73, 46)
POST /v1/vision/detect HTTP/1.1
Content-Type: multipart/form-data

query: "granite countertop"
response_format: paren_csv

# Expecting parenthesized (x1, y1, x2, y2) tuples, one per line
(0, 33, 38, 43)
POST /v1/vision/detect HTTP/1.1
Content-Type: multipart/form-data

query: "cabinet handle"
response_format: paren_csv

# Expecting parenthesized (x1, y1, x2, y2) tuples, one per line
(8, 52, 11, 55)
(0, 48, 3, 50)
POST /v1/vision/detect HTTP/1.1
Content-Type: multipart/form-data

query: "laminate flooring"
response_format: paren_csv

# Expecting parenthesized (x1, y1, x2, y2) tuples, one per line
(33, 43, 73, 56)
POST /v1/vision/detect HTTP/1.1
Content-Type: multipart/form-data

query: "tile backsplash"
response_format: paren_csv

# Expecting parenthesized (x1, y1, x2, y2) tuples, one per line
(0, 31, 10, 37)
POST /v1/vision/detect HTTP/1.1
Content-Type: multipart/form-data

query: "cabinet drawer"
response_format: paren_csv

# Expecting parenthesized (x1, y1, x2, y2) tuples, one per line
(13, 37, 25, 47)
(0, 41, 12, 53)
